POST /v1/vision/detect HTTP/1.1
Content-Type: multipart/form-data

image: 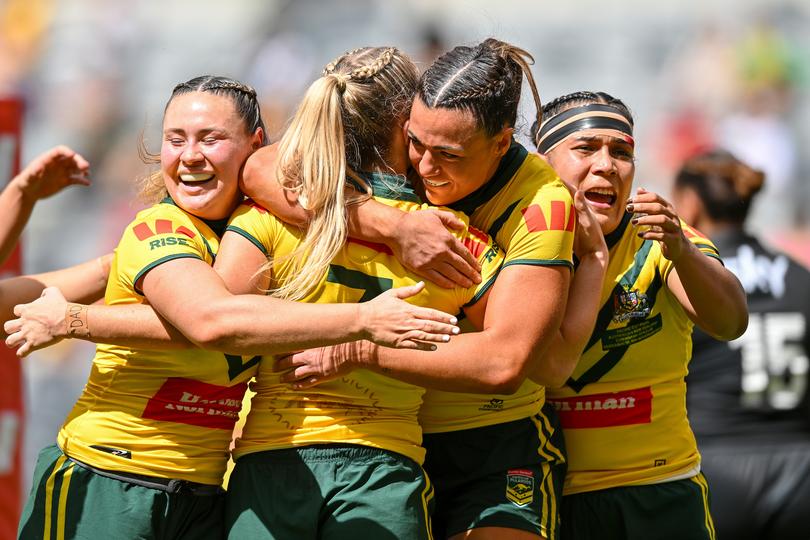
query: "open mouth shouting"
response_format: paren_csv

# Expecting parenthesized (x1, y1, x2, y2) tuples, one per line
(583, 187, 617, 209)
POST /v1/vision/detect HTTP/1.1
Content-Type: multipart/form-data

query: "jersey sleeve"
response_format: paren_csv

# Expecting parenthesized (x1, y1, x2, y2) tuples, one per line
(503, 181, 575, 270)
(115, 206, 209, 295)
(658, 221, 722, 282)
(459, 224, 504, 307)
(225, 200, 278, 257)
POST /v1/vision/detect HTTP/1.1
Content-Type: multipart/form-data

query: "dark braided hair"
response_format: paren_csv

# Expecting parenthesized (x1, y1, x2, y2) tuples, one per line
(169, 75, 267, 144)
(419, 38, 541, 137)
(138, 75, 267, 204)
(531, 91, 634, 148)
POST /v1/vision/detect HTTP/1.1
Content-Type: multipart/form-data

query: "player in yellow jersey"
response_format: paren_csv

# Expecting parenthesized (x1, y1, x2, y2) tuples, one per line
(531, 91, 748, 540)
(254, 39, 608, 540)
(214, 46, 503, 540)
(8, 76, 458, 540)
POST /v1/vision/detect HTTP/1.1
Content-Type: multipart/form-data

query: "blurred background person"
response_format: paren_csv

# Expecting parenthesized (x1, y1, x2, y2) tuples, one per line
(676, 149, 810, 540)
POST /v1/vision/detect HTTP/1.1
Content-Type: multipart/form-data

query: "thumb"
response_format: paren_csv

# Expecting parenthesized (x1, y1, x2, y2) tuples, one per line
(392, 281, 425, 300)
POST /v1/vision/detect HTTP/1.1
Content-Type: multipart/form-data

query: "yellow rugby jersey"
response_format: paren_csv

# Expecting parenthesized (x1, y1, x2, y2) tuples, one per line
(420, 141, 576, 433)
(227, 172, 503, 465)
(546, 213, 721, 494)
(58, 199, 259, 485)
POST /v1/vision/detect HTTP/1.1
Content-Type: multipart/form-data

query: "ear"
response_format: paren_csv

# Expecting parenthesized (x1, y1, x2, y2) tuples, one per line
(492, 126, 514, 157)
(251, 127, 265, 151)
(536, 150, 550, 164)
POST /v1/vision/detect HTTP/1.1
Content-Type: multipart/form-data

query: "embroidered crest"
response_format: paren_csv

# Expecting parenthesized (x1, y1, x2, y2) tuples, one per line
(506, 469, 534, 507)
(612, 288, 650, 323)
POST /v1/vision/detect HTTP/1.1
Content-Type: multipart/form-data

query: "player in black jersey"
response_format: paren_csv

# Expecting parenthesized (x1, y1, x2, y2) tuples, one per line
(676, 149, 810, 540)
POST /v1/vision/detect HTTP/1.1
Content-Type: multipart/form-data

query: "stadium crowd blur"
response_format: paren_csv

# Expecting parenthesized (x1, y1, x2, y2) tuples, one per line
(0, 0, 808, 531)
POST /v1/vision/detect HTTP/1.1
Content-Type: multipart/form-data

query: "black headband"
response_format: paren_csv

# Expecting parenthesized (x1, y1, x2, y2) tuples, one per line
(536, 103, 633, 154)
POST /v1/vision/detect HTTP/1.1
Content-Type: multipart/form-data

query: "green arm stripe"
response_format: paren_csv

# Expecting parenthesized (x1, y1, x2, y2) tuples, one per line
(226, 225, 268, 256)
(133, 253, 203, 295)
(464, 269, 501, 308)
(693, 242, 719, 255)
(503, 258, 574, 271)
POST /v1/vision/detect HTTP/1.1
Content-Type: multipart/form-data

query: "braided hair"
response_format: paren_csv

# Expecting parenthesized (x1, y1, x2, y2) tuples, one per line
(419, 38, 541, 137)
(270, 46, 419, 300)
(138, 75, 266, 204)
(169, 75, 267, 144)
(531, 91, 633, 148)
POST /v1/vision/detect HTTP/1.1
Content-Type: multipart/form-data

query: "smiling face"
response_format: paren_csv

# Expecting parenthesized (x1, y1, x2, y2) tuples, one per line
(406, 97, 512, 206)
(161, 91, 262, 220)
(543, 129, 635, 235)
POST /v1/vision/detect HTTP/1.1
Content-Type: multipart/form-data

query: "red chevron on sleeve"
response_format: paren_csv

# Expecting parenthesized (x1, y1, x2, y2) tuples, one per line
(133, 222, 154, 240)
(682, 223, 709, 241)
(132, 221, 197, 240)
(461, 226, 490, 258)
(521, 200, 575, 233)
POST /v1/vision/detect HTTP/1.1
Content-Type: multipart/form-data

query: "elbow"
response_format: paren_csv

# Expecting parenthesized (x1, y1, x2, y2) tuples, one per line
(182, 303, 234, 350)
(530, 361, 573, 389)
(480, 350, 532, 394)
(711, 310, 749, 342)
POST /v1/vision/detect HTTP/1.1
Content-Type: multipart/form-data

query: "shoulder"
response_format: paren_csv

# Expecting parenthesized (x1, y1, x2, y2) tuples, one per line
(124, 202, 198, 240)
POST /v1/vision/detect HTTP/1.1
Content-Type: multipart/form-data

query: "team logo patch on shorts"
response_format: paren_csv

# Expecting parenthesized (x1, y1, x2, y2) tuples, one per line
(506, 468, 534, 507)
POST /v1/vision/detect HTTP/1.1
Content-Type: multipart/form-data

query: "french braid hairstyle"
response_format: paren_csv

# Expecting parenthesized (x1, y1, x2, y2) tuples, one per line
(675, 149, 765, 224)
(270, 46, 419, 300)
(530, 91, 634, 149)
(419, 38, 541, 136)
(139, 75, 266, 203)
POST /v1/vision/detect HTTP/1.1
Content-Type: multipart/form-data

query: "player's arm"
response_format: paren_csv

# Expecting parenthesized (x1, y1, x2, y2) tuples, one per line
(241, 146, 480, 289)
(5, 255, 459, 357)
(630, 187, 747, 340)
(0, 254, 111, 327)
(530, 190, 608, 387)
(240, 143, 311, 226)
(141, 253, 456, 354)
(0, 146, 90, 264)
(282, 263, 570, 394)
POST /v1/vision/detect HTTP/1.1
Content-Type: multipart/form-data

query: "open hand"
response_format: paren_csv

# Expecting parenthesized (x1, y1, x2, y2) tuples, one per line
(390, 209, 481, 289)
(627, 187, 688, 261)
(360, 281, 459, 349)
(4, 287, 69, 357)
(12, 146, 90, 201)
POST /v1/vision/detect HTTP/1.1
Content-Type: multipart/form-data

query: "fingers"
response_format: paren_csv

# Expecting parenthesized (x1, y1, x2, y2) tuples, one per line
(409, 306, 458, 325)
(17, 340, 31, 358)
(397, 340, 440, 351)
(434, 210, 465, 231)
(5, 329, 24, 349)
(573, 190, 593, 218)
(631, 214, 681, 237)
(448, 238, 482, 283)
(421, 269, 455, 290)
(68, 174, 92, 187)
(426, 254, 479, 288)
(4, 318, 21, 334)
(560, 179, 577, 198)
